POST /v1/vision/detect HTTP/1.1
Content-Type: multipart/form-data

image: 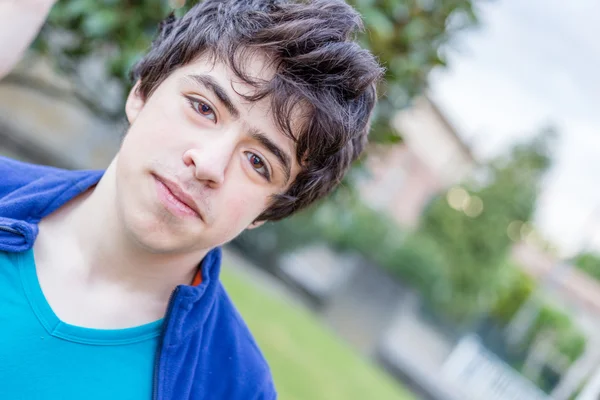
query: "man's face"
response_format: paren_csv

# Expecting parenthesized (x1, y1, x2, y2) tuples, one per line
(114, 56, 300, 253)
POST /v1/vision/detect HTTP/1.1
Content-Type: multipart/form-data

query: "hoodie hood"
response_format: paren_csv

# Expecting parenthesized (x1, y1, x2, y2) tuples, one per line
(0, 156, 103, 252)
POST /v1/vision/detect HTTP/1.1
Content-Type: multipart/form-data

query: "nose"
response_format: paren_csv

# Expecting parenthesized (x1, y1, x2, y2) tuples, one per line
(182, 138, 235, 187)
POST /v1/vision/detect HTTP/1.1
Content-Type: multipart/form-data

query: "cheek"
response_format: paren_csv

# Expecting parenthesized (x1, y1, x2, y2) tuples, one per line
(130, 110, 173, 146)
(228, 196, 260, 224)
(206, 194, 261, 246)
(127, 90, 184, 144)
(118, 117, 180, 176)
(220, 187, 270, 227)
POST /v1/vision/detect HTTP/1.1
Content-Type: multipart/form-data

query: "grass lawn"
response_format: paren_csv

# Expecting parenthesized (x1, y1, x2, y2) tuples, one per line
(221, 266, 415, 400)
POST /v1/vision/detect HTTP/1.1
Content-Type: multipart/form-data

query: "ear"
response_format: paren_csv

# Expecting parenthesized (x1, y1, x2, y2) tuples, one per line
(247, 220, 266, 230)
(125, 81, 145, 124)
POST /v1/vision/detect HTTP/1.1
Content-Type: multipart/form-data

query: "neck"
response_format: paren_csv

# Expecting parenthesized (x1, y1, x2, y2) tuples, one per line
(35, 164, 210, 321)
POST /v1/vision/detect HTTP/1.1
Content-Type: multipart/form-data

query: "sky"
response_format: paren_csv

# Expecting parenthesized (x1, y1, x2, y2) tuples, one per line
(428, 0, 600, 256)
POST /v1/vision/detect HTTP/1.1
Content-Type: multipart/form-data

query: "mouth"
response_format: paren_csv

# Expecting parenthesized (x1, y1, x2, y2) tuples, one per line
(153, 174, 203, 220)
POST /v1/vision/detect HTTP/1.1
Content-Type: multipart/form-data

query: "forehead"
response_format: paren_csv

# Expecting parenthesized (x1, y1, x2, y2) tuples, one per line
(173, 53, 275, 101)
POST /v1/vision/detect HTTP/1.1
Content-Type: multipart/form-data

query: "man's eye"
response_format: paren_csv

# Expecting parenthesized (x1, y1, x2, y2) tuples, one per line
(185, 96, 217, 122)
(245, 152, 271, 181)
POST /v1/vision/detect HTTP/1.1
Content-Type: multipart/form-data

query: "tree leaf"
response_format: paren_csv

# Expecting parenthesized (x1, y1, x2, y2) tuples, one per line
(82, 10, 120, 37)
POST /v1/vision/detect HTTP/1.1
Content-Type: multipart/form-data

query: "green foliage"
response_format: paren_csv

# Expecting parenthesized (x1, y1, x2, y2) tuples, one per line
(42, 0, 180, 80)
(525, 304, 586, 364)
(418, 129, 555, 320)
(488, 263, 586, 387)
(386, 233, 451, 306)
(241, 192, 454, 307)
(36, 0, 478, 144)
(263, 192, 404, 261)
(490, 265, 536, 324)
(348, 0, 478, 143)
(574, 252, 600, 281)
(313, 201, 452, 306)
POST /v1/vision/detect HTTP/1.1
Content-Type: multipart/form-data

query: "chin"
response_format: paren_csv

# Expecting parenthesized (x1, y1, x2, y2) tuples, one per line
(119, 206, 188, 254)
(134, 226, 210, 255)
(127, 225, 175, 254)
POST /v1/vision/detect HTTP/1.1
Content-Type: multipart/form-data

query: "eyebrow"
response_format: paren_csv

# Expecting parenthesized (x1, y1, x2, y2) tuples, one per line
(249, 128, 292, 184)
(184, 74, 292, 183)
(185, 74, 240, 119)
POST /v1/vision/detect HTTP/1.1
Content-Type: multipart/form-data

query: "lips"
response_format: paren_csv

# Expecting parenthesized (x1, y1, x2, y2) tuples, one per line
(153, 174, 202, 220)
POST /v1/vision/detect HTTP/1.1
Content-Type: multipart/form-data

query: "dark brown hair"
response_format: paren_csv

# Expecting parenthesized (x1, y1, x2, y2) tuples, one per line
(131, 0, 383, 221)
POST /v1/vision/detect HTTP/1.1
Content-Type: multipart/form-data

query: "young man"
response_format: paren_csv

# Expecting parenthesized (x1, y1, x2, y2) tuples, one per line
(0, 0, 382, 398)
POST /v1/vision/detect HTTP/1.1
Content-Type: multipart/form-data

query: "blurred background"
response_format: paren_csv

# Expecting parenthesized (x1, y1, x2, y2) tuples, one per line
(1, 0, 599, 399)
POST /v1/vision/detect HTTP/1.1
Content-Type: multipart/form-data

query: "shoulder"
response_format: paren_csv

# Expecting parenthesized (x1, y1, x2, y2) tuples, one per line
(0, 156, 64, 200)
(173, 280, 277, 399)
(161, 247, 279, 399)
(213, 283, 277, 398)
(0, 156, 103, 221)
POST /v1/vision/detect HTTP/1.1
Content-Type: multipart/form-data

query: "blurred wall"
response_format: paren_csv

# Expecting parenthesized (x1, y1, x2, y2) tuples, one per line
(0, 56, 120, 169)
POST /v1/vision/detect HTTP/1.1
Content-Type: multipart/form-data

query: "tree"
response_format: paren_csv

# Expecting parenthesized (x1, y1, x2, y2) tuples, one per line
(29, 0, 478, 144)
(574, 252, 600, 281)
(418, 128, 555, 321)
(349, 0, 478, 144)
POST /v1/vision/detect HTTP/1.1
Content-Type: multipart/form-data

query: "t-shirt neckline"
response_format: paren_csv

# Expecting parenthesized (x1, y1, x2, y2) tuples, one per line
(18, 248, 163, 346)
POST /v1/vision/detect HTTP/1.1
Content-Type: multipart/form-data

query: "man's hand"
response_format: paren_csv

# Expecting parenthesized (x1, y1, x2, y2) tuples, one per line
(0, 0, 58, 80)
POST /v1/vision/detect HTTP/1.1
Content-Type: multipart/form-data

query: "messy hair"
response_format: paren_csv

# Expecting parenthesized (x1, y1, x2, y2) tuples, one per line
(131, 0, 383, 221)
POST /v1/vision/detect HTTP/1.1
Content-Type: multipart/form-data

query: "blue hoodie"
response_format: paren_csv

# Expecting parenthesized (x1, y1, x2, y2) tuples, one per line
(0, 156, 276, 400)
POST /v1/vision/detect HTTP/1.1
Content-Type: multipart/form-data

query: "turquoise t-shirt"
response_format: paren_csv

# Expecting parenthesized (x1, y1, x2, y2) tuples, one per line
(0, 249, 163, 400)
